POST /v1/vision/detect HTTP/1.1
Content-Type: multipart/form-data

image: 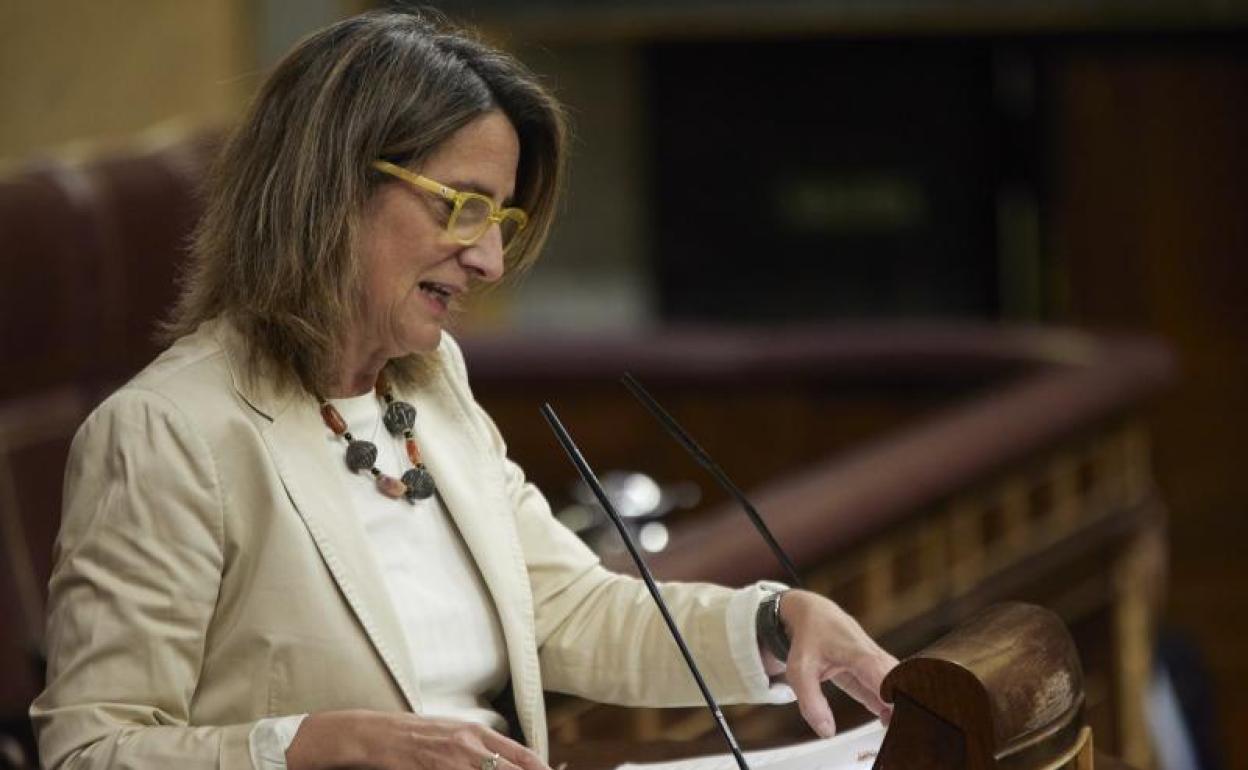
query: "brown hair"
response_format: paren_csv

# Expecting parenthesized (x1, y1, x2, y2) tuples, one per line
(164, 9, 566, 395)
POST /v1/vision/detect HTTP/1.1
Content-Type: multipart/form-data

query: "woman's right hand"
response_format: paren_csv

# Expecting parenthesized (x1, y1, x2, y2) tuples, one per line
(285, 710, 551, 770)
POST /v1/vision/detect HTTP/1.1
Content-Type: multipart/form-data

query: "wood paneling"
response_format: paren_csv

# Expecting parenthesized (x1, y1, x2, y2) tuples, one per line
(1053, 48, 1248, 768)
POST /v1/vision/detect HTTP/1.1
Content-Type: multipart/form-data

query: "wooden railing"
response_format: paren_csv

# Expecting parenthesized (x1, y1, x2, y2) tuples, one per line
(463, 324, 1173, 767)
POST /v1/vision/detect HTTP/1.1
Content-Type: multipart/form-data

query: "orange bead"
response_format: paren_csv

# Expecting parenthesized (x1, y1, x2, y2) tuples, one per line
(405, 437, 422, 465)
(320, 403, 347, 435)
(376, 473, 406, 499)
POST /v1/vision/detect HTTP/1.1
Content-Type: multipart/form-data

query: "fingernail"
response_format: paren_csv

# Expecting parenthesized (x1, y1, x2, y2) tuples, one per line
(816, 718, 835, 737)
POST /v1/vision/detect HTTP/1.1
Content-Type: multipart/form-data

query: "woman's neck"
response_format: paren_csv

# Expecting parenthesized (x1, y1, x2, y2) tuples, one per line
(326, 330, 390, 398)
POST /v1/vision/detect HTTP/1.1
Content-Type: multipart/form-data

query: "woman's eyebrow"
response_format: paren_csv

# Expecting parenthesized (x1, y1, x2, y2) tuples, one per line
(444, 178, 516, 206)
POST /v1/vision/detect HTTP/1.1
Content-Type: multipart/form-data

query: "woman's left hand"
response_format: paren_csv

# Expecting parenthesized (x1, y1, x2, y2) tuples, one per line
(767, 589, 898, 738)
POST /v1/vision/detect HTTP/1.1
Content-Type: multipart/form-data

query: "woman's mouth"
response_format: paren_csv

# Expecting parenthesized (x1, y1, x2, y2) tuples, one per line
(418, 281, 454, 311)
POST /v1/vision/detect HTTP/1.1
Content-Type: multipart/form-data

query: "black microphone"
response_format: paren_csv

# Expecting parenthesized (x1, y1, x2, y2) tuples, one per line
(540, 403, 752, 770)
(619, 373, 802, 588)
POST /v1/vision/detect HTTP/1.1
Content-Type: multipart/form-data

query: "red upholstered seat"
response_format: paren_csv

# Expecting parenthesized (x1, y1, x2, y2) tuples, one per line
(0, 163, 107, 399)
(0, 387, 93, 764)
(80, 132, 222, 376)
(0, 131, 222, 763)
(0, 130, 222, 399)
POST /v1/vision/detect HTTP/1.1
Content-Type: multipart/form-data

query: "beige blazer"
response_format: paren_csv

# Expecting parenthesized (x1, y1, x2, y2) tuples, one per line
(31, 319, 773, 770)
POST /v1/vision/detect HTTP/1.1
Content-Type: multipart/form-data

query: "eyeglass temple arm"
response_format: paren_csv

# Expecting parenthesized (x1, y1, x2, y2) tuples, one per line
(371, 160, 455, 200)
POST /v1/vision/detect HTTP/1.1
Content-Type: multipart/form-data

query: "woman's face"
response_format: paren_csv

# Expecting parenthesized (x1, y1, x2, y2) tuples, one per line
(355, 110, 520, 357)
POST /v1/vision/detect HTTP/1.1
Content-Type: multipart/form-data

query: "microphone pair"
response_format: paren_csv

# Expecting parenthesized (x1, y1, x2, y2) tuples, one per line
(541, 374, 804, 770)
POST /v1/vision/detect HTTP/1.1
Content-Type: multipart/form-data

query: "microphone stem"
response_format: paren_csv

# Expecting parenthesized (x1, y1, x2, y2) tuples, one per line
(542, 404, 751, 770)
(620, 373, 802, 587)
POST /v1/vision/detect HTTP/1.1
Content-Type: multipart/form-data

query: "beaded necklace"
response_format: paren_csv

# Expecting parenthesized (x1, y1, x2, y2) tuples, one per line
(318, 373, 436, 503)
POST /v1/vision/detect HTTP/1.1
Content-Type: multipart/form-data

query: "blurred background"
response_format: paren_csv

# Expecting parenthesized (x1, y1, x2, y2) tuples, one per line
(1, 1, 1245, 769)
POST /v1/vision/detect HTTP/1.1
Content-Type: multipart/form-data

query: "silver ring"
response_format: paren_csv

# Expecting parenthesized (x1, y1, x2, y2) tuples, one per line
(481, 751, 501, 770)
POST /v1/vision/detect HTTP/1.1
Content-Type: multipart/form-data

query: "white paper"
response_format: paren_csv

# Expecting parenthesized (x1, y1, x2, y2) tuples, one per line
(613, 720, 885, 770)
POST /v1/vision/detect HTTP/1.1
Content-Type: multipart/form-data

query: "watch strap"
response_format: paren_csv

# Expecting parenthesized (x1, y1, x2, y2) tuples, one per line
(756, 590, 792, 662)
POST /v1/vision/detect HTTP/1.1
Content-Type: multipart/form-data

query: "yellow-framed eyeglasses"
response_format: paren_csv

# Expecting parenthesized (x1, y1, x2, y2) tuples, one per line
(372, 160, 529, 252)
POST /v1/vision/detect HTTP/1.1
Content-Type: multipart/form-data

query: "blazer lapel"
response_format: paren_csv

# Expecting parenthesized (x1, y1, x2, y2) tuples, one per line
(413, 373, 545, 753)
(264, 404, 423, 713)
(217, 320, 422, 713)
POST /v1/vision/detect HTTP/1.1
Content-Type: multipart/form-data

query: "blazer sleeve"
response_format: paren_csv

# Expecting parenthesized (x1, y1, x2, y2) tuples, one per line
(438, 336, 777, 708)
(30, 388, 255, 770)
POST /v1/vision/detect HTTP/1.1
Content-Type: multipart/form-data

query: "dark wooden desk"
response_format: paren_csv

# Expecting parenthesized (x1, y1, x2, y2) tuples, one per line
(551, 741, 1138, 770)
(550, 738, 742, 769)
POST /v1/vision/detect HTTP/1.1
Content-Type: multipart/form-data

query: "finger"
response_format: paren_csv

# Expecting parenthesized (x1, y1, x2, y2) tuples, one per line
(786, 655, 837, 738)
(480, 731, 552, 770)
(478, 752, 522, 770)
(830, 670, 889, 717)
(447, 725, 526, 770)
(880, 703, 894, 726)
(860, 651, 899, 708)
(862, 648, 900, 687)
(844, 648, 897, 702)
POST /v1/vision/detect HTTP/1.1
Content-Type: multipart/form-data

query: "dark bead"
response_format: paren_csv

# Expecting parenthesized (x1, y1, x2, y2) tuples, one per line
(402, 466, 436, 502)
(345, 440, 377, 473)
(383, 400, 417, 435)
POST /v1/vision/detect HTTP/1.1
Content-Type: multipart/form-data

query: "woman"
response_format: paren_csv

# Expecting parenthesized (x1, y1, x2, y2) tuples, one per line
(31, 10, 896, 770)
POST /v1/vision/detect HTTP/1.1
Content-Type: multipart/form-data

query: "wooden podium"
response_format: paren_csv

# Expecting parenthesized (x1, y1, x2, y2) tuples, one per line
(552, 603, 1137, 770)
(873, 602, 1121, 769)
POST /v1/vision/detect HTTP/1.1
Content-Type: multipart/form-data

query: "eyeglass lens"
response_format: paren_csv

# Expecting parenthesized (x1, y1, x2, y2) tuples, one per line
(453, 197, 522, 248)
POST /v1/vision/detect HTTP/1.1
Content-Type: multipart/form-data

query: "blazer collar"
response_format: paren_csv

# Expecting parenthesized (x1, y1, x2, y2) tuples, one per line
(212, 317, 294, 424)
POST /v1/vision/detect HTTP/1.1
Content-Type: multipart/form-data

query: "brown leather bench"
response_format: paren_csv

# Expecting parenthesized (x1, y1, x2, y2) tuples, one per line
(0, 130, 221, 400)
(0, 129, 221, 767)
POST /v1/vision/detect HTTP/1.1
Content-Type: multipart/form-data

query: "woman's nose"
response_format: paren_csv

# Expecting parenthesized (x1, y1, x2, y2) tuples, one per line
(458, 225, 506, 283)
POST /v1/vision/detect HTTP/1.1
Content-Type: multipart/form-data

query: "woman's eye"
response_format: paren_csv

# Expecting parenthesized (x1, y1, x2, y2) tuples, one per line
(431, 198, 454, 220)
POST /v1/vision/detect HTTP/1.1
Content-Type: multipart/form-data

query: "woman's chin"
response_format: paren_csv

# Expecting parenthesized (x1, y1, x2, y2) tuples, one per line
(396, 325, 443, 356)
